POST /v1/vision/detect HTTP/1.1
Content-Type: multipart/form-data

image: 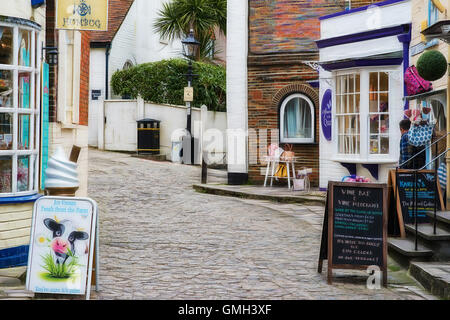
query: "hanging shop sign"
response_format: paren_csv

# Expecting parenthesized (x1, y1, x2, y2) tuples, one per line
(56, 0, 108, 31)
(321, 89, 332, 141)
(26, 197, 98, 300)
(318, 182, 388, 286)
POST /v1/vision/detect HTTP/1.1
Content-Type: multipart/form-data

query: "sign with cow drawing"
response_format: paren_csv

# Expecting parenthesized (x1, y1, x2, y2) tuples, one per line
(26, 197, 98, 299)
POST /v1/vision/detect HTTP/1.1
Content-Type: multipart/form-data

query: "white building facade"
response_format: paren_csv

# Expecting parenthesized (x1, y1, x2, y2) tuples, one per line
(316, 0, 412, 188)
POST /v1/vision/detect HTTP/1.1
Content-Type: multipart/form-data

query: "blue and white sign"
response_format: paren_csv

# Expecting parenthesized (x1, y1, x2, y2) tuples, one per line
(321, 89, 332, 141)
(26, 197, 98, 299)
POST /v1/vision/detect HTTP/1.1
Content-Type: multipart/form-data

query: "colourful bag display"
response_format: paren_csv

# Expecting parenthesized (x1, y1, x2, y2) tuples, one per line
(405, 66, 432, 96)
(280, 144, 295, 161)
(407, 122, 435, 147)
(274, 164, 287, 178)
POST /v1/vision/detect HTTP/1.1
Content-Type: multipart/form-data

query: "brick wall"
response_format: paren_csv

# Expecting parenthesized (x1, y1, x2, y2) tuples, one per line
(79, 31, 90, 126)
(247, 0, 382, 185)
(45, 0, 58, 123)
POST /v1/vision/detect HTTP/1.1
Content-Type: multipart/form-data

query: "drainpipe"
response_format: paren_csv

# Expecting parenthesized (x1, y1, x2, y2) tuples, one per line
(397, 25, 411, 111)
(105, 43, 111, 100)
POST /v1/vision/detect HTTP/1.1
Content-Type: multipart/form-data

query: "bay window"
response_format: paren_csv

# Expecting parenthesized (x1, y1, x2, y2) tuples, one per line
(0, 19, 41, 197)
(334, 67, 401, 163)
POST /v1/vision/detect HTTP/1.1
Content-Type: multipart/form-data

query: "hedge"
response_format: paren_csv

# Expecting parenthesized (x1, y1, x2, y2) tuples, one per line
(110, 58, 226, 112)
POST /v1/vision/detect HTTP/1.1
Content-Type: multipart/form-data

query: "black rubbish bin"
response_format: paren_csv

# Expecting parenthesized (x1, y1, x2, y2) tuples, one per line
(137, 118, 160, 155)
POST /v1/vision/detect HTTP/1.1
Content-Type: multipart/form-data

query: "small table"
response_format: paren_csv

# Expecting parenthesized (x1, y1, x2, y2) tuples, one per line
(263, 156, 297, 189)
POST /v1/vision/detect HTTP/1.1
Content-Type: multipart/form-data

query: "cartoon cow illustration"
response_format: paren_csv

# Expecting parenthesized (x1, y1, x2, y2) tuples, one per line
(43, 218, 89, 265)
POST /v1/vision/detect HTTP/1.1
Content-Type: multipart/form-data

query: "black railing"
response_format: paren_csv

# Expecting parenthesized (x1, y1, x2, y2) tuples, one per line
(395, 131, 449, 251)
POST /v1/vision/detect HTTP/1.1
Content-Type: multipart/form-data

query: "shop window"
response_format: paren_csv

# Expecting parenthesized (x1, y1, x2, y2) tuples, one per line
(0, 20, 40, 197)
(369, 72, 389, 155)
(0, 27, 13, 65)
(280, 93, 315, 143)
(336, 73, 360, 154)
(429, 0, 439, 26)
(334, 68, 400, 162)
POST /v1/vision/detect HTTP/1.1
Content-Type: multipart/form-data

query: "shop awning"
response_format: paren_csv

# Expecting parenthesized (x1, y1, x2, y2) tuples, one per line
(403, 88, 447, 101)
(421, 19, 450, 43)
(318, 51, 403, 71)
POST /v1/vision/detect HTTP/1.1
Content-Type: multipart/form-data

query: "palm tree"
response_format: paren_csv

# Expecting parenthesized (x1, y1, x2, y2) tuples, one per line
(154, 0, 226, 61)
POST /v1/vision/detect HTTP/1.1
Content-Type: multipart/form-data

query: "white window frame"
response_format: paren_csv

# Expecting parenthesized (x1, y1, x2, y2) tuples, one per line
(280, 93, 315, 144)
(0, 20, 41, 197)
(332, 66, 401, 164)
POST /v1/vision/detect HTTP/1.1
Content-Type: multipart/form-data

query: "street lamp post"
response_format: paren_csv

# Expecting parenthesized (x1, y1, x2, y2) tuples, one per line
(182, 29, 200, 165)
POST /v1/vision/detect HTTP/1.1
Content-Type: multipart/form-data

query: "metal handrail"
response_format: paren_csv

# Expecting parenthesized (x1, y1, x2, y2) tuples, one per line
(398, 131, 448, 169)
(395, 130, 449, 251)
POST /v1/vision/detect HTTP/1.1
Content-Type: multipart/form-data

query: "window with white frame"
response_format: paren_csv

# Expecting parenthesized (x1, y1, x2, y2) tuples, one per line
(336, 73, 360, 154)
(369, 71, 390, 155)
(334, 68, 400, 162)
(280, 93, 315, 143)
(0, 19, 41, 196)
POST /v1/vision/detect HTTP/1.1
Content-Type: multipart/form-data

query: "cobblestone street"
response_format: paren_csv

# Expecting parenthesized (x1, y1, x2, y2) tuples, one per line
(88, 148, 435, 300)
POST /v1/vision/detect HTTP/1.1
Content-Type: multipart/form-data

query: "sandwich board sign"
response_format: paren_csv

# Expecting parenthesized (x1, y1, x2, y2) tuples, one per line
(26, 197, 98, 300)
(318, 182, 388, 286)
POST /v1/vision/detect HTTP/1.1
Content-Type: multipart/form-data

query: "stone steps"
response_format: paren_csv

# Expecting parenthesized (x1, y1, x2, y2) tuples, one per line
(405, 223, 450, 241)
(388, 238, 433, 258)
(409, 262, 450, 300)
(389, 209, 450, 299)
(426, 211, 450, 225)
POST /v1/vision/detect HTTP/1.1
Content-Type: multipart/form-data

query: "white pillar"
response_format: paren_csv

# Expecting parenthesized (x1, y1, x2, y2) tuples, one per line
(97, 98, 105, 150)
(226, 0, 248, 184)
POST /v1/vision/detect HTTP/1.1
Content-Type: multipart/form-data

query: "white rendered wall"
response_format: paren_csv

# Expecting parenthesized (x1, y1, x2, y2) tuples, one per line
(135, 0, 182, 64)
(1, 0, 46, 27)
(320, 0, 411, 39)
(226, 0, 248, 175)
(101, 100, 227, 161)
(109, 0, 137, 99)
(88, 48, 106, 146)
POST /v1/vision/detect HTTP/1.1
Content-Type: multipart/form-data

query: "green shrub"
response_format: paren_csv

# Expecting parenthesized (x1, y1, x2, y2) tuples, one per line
(111, 58, 226, 112)
(417, 50, 448, 81)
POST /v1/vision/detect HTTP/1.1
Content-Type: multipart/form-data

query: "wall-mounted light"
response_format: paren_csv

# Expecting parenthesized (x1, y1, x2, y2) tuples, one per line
(42, 46, 58, 66)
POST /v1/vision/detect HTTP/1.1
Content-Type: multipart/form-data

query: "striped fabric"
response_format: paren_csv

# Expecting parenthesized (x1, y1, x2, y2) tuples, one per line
(438, 162, 447, 192)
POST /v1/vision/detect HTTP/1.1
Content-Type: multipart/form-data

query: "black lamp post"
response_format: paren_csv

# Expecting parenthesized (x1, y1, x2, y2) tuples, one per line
(181, 29, 200, 164)
(42, 46, 58, 65)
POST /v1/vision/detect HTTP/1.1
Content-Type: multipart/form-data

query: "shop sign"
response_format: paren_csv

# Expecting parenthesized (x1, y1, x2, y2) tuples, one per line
(56, 0, 108, 31)
(26, 197, 98, 299)
(321, 89, 332, 141)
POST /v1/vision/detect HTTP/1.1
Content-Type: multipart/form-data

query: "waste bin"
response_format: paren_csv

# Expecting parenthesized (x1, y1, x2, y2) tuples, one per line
(137, 118, 160, 155)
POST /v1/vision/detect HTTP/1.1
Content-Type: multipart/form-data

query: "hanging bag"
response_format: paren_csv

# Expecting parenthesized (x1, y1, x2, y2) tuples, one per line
(405, 66, 433, 96)
(407, 122, 435, 147)
(274, 163, 288, 178)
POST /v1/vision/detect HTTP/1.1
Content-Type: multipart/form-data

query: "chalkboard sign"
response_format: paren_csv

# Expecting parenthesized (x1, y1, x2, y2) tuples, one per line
(392, 170, 444, 228)
(318, 182, 388, 286)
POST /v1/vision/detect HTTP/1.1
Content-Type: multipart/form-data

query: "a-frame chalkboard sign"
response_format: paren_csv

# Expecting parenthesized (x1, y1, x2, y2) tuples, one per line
(318, 182, 388, 286)
(389, 169, 445, 238)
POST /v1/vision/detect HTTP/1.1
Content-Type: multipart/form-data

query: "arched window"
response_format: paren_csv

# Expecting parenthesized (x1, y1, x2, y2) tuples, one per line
(280, 93, 315, 143)
(122, 60, 133, 70)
